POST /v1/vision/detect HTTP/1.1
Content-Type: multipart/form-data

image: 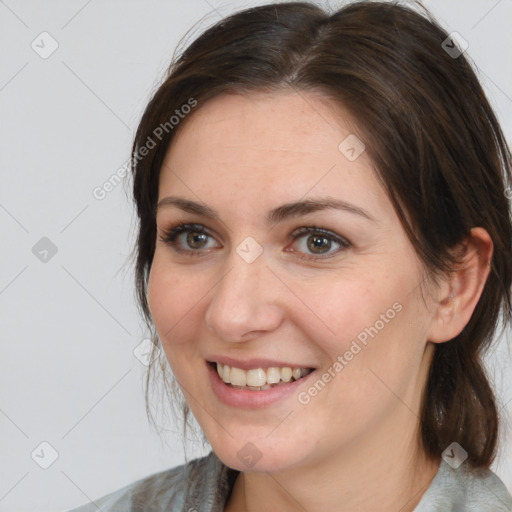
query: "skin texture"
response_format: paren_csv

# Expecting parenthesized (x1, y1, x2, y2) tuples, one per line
(147, 90, 493, 512)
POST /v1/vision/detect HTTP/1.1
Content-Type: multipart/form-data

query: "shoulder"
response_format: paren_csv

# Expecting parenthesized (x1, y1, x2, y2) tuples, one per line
(415, 460, 512, 511)
(67, 451, 238, 512)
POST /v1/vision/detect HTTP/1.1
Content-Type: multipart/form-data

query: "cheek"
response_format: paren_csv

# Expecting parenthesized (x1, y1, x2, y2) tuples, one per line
(146, 255, 206, 359)
(290, 271, 386, 354)
(294, 278, 425, 429)
(295, 264, 424, 372)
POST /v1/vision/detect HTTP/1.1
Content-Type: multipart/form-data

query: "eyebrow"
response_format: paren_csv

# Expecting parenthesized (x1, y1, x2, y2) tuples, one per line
(157, 195, 376, 224)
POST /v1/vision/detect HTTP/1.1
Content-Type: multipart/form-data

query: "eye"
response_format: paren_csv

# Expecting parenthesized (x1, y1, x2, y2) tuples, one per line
(159, 223, 219, 256)
(158, 222, 351, 260)
(287, 226, 351, 260)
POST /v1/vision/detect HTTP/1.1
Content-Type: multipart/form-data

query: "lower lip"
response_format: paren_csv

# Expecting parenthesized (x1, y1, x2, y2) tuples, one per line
(207, 362, 316, 409)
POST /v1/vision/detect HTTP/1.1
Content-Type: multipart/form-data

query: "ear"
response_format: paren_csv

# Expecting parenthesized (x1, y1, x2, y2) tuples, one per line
(427, 227, 493, 344)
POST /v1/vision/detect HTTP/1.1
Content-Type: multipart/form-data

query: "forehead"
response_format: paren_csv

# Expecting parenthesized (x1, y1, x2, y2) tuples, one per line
(158, 90, 391, 220)
(165, 90, 354, 164)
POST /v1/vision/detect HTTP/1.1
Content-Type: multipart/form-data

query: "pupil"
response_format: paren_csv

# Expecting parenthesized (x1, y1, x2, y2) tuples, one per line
(309, 235, 330, 253)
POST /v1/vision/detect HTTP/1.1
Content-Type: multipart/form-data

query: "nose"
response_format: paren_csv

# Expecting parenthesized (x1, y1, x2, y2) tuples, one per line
(204, 247, 284, 342)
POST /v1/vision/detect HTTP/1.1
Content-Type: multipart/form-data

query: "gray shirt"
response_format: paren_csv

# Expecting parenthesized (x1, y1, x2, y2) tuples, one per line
(68, 451, 512, 511)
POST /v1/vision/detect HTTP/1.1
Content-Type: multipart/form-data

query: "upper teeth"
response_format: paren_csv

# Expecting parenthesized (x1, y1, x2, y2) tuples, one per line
(216, 362, 312, 387)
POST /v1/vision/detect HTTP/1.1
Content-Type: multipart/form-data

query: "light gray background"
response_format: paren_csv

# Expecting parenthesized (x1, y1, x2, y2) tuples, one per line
(1, 0, 511, 510)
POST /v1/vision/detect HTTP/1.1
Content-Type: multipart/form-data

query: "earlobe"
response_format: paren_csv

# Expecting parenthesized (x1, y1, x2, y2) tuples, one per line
(428, 227, 493, 344)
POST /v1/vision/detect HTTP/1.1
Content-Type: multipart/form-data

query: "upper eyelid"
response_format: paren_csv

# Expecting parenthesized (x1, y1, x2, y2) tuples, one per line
(291, 226, 350, 245)
(159, 223, 219, 245)
(159, 222, 345, 240)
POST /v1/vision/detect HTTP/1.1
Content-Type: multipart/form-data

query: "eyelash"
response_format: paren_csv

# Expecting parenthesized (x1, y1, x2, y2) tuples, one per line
(158, 222, 351, 261)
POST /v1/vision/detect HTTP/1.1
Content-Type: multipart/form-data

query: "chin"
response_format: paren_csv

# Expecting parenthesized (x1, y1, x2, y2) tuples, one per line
(205, 426, 315, 473)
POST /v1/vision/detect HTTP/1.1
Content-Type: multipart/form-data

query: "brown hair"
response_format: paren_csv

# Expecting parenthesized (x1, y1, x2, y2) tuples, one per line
(130, 1, 512, 467)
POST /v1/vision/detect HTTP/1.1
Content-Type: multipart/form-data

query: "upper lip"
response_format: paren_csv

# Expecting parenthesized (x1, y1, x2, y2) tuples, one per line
(207, 356, 316, 371)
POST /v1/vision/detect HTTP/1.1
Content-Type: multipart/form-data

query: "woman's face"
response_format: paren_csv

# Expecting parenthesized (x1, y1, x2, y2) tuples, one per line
(148, 90, 438, 473)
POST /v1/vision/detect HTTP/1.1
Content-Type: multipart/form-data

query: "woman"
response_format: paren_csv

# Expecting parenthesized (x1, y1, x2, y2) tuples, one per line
(69, 1, 512, 510)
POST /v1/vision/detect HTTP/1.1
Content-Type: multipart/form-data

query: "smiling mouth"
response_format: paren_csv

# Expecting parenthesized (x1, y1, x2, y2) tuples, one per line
(209, 361, 314, 391)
